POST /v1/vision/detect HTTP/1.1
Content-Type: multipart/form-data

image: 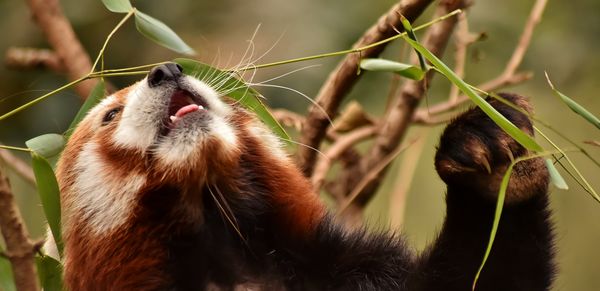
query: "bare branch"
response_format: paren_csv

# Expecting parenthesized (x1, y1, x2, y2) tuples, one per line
(25, 0, 97, 99)
(0, 167, 39, 291)
(414, 0, 547, 120)
(503, 0, 548, 77)
(448, 13, 479, 103)
(333, 0, 468, 217)
(0, 149, 35, 185)
(5, 47, 63, 72)
(389, 130, 429, 229)
(311, 126, 377, 191)
(272, 109, 305, 132)
(297, 0, 436, 176)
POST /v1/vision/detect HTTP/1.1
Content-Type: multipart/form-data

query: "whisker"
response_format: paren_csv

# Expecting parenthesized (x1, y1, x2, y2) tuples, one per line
(206, 184, 249, 247)
(247, 83, 333, 125)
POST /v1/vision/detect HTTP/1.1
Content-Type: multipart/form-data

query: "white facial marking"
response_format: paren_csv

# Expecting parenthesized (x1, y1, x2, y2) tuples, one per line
(113, 81, 165, 150)
(72, 142, 146, 236)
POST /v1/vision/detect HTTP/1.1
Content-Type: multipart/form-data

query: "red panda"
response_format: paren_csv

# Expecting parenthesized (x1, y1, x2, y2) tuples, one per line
(54, 63, 555, 290)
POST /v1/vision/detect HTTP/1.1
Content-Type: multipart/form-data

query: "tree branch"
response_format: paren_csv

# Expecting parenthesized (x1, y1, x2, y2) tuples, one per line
(5, 47, 63, 72)
(0, 149, 35, 185)
(413, 0, 547, 121)
(334, 0, 468, 221)
(0, 167, 39, 291)
(297, 0, 435, 176)
(25, 0, 96, 99)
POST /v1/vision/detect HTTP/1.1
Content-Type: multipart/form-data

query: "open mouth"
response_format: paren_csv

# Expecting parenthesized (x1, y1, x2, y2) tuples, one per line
(161, 89, 209, 135)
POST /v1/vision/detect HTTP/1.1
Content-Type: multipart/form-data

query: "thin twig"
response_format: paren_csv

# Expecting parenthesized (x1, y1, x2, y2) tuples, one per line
(414, 0, 548, 120)
(0, 167, 40, 291)
(296, 0, 436, 177)
(5, 47, 63, 72)
(389, 129, 429, 229)
(311, 126, 377, 191)
(0, 149, 35, 185)
(25, 0, 96, 99)
(337, 137, 419, 228)
(332, 0, 468, 217)
(448, 13, 479, 103)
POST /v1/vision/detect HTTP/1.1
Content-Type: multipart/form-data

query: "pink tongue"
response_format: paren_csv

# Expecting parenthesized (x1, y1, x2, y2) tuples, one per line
(175, 104, 199, 118)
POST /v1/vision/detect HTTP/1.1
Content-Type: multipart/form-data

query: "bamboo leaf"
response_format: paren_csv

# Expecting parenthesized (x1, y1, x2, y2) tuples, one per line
(174, 58, 290, 142)
(25, 134, 66, 160)
(36, 255, 63, 291)
(101, 0, 132, 13)
(360, 59, 426, 80)
(29, 153, 63, 257)
(545, 158, 569, 190)
(402, 36, 543, 152)
(0, 255, 16, 291)
(134, 11, 195, 55)
(66, 80, 106, 138)
(545, 73, 600, 130)
(472, 161, 513, 290)
(399, 15, 427, 71)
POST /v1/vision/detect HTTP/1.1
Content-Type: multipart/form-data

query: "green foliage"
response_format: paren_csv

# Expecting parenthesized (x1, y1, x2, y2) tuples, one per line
(66, 80, 106, 138)
(134, 11, 195, 55)
(28, 152, 63, 257)
(545, 158, 569, 190)
(546, 73, 600, 130)
(0, 255, 16, 291)
(36, 255, 63, 291)
(400, 35, 544, 153)
(101, 0, 132, 13)
(359, 59, 427, 80)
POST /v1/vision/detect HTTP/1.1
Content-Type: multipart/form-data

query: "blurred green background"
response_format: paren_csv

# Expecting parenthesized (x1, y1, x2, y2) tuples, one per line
(0, 0, 599, 290)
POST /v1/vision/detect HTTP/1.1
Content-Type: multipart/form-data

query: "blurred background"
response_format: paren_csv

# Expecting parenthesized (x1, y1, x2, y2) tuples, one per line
(0, 0, 598, 290)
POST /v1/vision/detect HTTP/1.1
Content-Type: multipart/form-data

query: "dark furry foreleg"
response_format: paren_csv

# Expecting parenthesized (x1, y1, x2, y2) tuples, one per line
(409, 94, 555, 291)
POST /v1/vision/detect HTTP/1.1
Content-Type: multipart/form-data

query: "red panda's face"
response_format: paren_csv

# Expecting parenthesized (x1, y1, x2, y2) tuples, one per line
(57, 63, 288, 236)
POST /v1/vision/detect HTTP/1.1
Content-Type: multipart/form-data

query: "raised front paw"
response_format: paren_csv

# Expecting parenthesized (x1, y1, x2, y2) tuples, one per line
(435, 93, 549, 203)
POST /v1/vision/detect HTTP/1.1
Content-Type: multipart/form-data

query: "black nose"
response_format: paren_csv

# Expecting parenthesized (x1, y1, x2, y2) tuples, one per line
(147, 63, 183, 87)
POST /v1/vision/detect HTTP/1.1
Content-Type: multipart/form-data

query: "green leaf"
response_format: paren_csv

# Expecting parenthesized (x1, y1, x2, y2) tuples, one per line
(0, 255, 16, 291)
(134, 11, 195, 55)
(25, 134, 66, 160)
(174, 58, 290, 143)
(101, 0, 132, 13)
(472, 160, 513, 290)
(546, 73, 600, 130)
(30, 153, 63, 257)
(66, 80, 106, 138)
(401, 36, 544, 152)
(545, 158, 569, 190)
(399, 15, 427, 72)
(36, 255, 63, 291)
(360, 59, 426, 80)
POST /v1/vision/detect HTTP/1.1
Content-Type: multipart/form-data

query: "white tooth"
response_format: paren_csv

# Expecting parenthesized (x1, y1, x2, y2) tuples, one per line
(170, 116, 178, 123)
(198, 105, 205, 110)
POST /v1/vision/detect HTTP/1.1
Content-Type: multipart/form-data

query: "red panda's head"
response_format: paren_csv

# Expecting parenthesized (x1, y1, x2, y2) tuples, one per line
(57, 63, 295, 237)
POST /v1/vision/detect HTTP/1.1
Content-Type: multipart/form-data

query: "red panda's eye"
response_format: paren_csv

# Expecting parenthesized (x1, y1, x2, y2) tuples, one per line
(102, 108, 121, 125)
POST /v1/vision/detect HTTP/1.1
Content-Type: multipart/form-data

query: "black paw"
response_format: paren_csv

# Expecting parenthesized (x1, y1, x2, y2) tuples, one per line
(435, 93, 549, 203)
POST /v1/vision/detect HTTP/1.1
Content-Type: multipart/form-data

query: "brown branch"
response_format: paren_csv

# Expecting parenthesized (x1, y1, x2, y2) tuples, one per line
(389, 129, 429, 229)
(0, 167, 39, 291)
(25, 0, 96, 99)
(311, 126, 377, 192)
(413, 0, 547, 121)
(448, 13, 479, 103)
(5, 47, 63, 72)
(333, 0, 468, 219)
(0, 149, 35, 185)
(297, 0, 436, 177)
(337, 137, 420, 228)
